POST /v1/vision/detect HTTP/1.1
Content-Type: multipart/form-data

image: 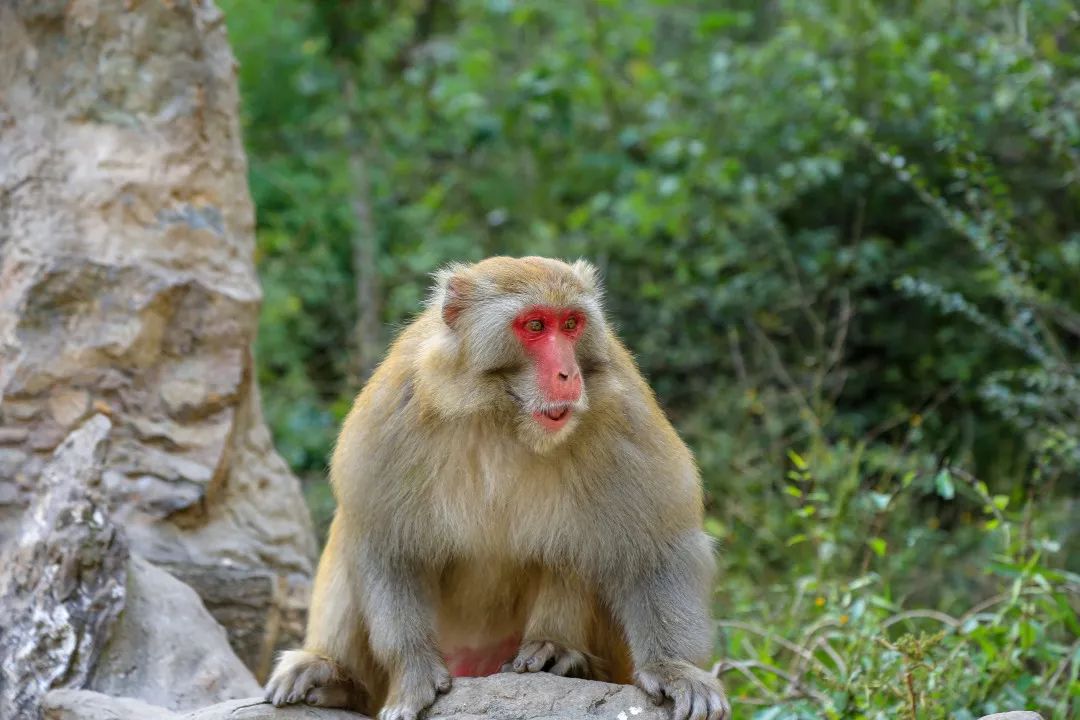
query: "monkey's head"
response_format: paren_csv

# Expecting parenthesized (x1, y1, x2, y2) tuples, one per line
(424, 256, 612, 453)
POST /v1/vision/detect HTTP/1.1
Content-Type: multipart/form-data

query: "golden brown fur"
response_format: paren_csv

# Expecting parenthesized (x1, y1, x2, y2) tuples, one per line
(265, 257, 728, 720)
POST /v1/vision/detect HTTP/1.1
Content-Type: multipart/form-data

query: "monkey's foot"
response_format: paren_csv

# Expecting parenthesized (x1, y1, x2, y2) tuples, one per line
(378, 660, 452, 720)
(635, 660, 730, 720)
(502, 639, 590, 678)
(264, 650, 362, 709)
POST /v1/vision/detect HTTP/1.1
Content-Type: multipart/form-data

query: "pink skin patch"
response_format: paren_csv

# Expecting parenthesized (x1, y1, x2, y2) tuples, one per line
(512, 306, 585, 432)
(445, 635, 521, 677)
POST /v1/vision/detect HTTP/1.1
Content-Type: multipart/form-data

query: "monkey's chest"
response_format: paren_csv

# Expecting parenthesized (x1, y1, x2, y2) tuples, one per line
(430, 453, 578, 555)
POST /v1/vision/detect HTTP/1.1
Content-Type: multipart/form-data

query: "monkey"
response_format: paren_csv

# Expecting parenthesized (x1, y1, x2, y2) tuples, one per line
(264, 256, 730, 720)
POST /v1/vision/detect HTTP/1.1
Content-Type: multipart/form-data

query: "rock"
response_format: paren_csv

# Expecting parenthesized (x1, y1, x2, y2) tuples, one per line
(44, 675, 665, 720)
(0, 416, 125, 720)
(193, 676, 659, 720)
(0, 415, 261, 717)
(44, 685, 1049, 720)
(43, 691, 360, 720)
(0, 0, 316, 677)
(159, 562, 290, 679)
(43, 689, 180, 720)
(426, 674, 663, 720)
(183, 698, 363, 720)
(88, 555, 261, 711)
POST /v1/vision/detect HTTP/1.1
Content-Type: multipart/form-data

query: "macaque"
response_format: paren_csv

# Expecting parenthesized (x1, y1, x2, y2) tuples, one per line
(265, 256, 729, 720)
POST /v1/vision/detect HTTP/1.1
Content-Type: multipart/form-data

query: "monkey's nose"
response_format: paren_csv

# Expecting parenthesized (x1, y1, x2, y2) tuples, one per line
(555, 369, 580, 385)
(547, 368, 582, 402)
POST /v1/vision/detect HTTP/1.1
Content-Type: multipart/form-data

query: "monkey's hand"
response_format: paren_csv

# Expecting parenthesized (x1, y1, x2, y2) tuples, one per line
(502, 639, 591, 678)
(379, 657, 452, 720)
(634, 660, 730, 720)
(264, 649, 362, 709)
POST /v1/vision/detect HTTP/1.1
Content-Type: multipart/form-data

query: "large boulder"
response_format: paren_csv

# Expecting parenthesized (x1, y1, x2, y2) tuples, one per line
(43, 689, 180, 720)
(0, 416, 124, 720)
(88, 555, 261, 710)
(40, 677, 1049, 720)
(183, 699, 363, 720)
(45, 675, 669, 720)
(0, 0, 316, 678)
(42, 690, 360, 720)
(0, 416, 263, 718)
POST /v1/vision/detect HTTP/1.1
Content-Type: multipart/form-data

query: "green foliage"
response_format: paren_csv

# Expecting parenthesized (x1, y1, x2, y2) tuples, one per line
(220, 0, 1079, 715)
(714, 444, 1078, 717)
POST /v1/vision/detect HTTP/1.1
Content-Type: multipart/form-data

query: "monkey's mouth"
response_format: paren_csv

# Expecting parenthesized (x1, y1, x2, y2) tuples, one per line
(533, 406, 572, 432)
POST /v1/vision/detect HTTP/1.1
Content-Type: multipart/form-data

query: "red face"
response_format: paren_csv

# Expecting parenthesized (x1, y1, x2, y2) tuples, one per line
(512, 306, 586, 432)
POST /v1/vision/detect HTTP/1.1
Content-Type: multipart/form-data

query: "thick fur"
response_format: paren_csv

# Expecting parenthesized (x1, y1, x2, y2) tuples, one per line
(265, 256, 729, 720)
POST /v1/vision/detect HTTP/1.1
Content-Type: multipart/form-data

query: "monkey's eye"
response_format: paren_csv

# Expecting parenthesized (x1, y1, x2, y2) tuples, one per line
(525, 319, 544, 333)
(563, 317, 577, 331)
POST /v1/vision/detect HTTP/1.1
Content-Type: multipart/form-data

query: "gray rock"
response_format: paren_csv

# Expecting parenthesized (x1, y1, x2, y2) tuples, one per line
(189, 675, 661, 720)
(427, 674, 664, 720)
(0, 415, 260, 718)
(43, 689, 180, 720)
(42, 691, 360, 720)
(161, 561, 290, 682)
(88, 555, 261, 711)
(183, 698, 363, 720)
(976, 713, 1044, 720)
(0, 416, 125, 720)
(43, 675, 666, 720)
(0, 0, 316, 678)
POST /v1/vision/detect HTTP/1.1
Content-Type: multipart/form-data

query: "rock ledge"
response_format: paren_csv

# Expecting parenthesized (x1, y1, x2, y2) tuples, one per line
(45, 675, 665, 720)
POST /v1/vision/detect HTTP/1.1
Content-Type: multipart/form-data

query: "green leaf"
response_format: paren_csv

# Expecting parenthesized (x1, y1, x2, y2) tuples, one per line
(935, 469, 955, 500)
(868, 537, 887, 557)
(787, 449, 809, 471)
(1052, 593, 1080, 636)
(870, 492, 892, 510)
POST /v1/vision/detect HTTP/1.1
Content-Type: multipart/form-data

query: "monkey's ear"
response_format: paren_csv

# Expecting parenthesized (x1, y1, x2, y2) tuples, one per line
(434, 265, 474, 328)
(442, 277, 468, 327)
(570, 259, 600, 292)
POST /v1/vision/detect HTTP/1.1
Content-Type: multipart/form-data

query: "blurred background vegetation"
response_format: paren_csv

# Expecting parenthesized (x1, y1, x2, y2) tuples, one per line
(219, 1, 1079, 716)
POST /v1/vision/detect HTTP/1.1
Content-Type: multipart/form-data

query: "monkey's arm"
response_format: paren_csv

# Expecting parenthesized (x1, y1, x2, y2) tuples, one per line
(265, 515, 374, 711)
(360, 546, 451, 720)
(606, 530, 730, 720)
(505, 571, 593, 678)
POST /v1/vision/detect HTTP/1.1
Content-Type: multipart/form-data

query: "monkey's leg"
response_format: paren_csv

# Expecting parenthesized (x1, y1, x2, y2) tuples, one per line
(265, 515, 374, 711)
(361, 550, 451, 720)
(504, 571, 593, 678)
(606, 531, 730, 720)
